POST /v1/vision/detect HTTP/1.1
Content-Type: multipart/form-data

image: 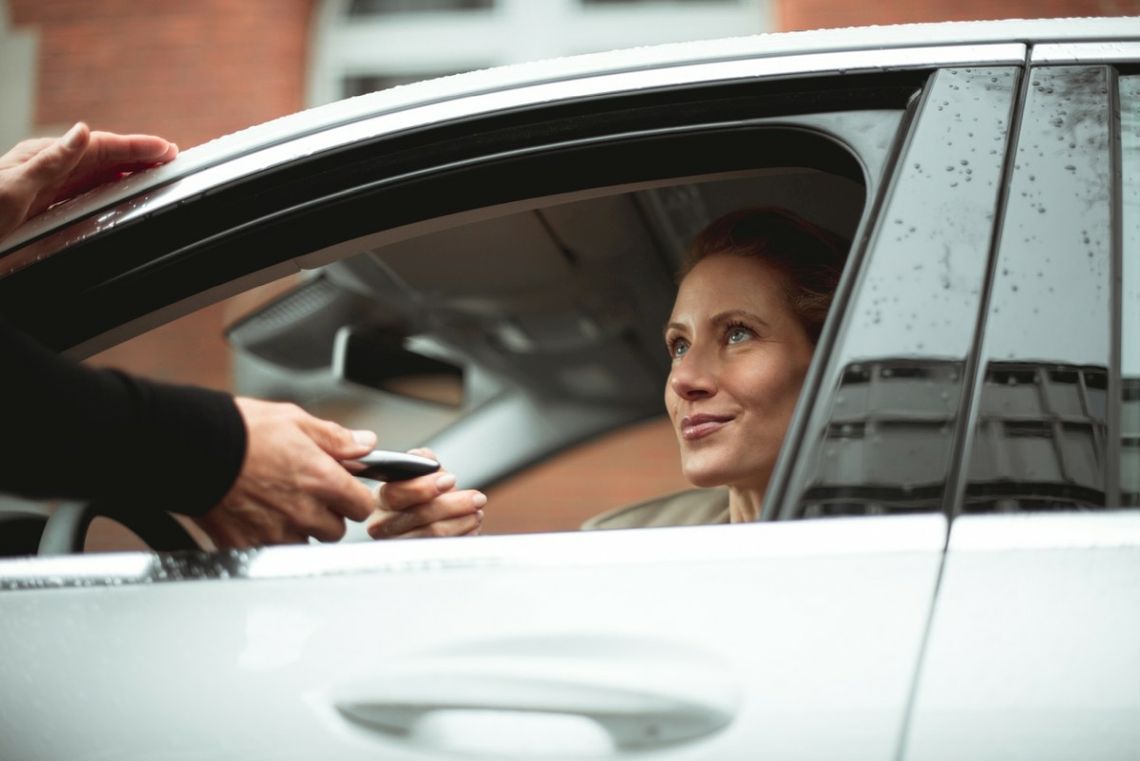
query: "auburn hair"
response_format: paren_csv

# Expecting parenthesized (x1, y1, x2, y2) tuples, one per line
(681, 207, 848, 344)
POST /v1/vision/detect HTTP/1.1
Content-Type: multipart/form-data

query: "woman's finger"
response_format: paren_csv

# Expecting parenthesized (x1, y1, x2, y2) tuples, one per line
(379, 470, 456, 511)
(86, 130, 177, 165)
(369, 490, 486, 539)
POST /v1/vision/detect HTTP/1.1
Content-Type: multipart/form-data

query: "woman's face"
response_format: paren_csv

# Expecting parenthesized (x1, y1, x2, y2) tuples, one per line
(664, 253, 815, 492)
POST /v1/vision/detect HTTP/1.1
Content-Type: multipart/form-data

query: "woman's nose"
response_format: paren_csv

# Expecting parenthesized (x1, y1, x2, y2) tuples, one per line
(669, 350, 717, 400)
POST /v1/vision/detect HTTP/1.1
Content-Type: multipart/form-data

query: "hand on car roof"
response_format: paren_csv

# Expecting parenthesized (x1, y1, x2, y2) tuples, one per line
(0, 121, 177, 240)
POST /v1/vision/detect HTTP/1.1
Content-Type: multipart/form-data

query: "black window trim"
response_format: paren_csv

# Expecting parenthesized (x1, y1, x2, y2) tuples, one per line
(0, 72, 922, 354)
(1107, 64, 1125, 508)
(769, 64, 1027, 523)
(950, 60, 1122, 515)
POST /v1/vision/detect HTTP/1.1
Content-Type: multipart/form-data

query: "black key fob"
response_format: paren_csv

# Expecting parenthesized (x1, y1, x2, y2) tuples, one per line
(348, 450, 441, 482)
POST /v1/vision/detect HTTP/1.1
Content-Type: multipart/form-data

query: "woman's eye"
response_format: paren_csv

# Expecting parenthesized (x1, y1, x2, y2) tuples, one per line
(670, 338, 689, 358)
(727, 326, 752, 344)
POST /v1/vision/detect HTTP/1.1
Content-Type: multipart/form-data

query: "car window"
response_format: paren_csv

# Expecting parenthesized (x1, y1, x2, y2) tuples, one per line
(1121, 72, 1140, 506)
(57, 157, 871, 549)
(959, 65, 1116, 512)
(250, 160, 871, 538)
(3, 69, 932, 552)
(81, 122, 890, 547)
(773, 68, 1019, 520)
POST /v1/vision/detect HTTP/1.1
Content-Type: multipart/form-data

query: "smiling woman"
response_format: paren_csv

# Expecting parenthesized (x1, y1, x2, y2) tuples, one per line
(585, 208, 847, 529)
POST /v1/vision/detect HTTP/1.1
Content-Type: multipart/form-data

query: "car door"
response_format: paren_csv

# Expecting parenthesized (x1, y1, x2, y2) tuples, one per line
(903, 52, 1140, 761)
(0, 43, 1020, 760)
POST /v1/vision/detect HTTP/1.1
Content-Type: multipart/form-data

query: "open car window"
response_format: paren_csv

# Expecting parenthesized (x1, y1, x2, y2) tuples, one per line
(89, 144, 877, 548)
(0, 62, 942, 553)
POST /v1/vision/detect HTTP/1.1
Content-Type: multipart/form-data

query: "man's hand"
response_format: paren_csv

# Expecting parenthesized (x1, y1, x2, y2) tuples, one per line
(194, 398, 379, 548)
(0, 122, 178, 241)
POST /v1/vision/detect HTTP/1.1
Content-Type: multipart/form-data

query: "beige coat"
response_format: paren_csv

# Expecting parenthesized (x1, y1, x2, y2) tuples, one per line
(581, 488, 730, 530)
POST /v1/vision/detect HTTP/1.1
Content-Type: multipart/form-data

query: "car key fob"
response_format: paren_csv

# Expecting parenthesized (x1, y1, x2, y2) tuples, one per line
(348, 450, 441, 482)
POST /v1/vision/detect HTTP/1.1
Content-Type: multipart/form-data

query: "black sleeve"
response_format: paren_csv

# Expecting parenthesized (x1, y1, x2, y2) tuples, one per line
(1, 318, 247, 516)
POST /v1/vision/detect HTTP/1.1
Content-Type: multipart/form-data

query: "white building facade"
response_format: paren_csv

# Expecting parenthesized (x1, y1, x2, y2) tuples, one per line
(309, 0, 770, 105)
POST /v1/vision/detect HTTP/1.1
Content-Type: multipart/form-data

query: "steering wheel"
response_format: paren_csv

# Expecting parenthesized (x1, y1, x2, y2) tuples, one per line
(37, 501, 201, 555)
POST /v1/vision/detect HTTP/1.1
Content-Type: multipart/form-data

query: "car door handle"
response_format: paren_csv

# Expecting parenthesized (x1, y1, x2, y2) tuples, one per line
(332, 652, 740, 755)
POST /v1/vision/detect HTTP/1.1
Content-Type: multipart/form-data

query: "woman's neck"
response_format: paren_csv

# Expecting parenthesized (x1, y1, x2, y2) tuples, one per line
(728, 486, 765, 523)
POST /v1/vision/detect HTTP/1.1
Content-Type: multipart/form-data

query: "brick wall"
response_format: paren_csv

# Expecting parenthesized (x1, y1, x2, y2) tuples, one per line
(9, 0, 315, 390)
(775, 0, 1139, 31)
(6, 1, 317, 549)
(10, 0, 314, 147)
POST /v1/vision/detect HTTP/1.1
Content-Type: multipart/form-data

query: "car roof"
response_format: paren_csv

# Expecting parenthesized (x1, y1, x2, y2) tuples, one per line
(3, 16, 1139, 260)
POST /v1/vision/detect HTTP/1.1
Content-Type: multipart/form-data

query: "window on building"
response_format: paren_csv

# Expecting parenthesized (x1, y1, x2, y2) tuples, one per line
(347, 0, 493, 15)
(343, 73, 460, 98)
(310, 0, 766, 105)
(583, 0, 738, 5)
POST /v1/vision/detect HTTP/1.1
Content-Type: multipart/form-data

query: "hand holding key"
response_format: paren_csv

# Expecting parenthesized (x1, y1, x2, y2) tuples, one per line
(364, 448, 486, 539)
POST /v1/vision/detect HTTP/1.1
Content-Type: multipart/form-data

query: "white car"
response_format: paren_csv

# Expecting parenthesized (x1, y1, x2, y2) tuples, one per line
(1, 17, 1139, 761)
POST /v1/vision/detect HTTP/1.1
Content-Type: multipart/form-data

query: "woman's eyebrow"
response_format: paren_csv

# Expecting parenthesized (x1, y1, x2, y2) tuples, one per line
(663, 310, 772, 339)
(711, 309, 771, 329)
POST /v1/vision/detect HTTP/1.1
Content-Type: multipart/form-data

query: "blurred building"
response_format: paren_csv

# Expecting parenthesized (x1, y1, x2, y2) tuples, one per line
(312, 0, 769, 103)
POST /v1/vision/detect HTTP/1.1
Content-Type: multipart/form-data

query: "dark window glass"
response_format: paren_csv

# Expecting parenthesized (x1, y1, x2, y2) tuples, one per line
(962, 66, 1114, 512)
(778, 68, 1019, 519)
(347, 0, 493, 15)
(342, 73, 461, 98)
(582, 0, 734, 4)
(1121, 74, 1140, 506)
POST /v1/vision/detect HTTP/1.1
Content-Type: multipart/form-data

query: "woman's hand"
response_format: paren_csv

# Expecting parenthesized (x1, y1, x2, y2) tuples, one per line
(367, 449, 485, 539)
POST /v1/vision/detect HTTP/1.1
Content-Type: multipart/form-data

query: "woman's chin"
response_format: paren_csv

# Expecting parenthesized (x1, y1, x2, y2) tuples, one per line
(682, 452, 770, 491)
(682, 460, 737, 489)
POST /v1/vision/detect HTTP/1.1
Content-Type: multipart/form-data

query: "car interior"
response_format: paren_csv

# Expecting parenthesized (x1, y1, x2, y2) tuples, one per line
(0, 124, 873, 554)
(226, 165, 866, 538)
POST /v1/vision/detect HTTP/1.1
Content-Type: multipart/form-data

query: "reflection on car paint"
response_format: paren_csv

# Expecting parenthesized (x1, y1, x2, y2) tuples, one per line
(0, 513, 952, 591)
(0, 549, 258, 592)
(965, 362, 1108, 510)
(803, 359, 962, 516)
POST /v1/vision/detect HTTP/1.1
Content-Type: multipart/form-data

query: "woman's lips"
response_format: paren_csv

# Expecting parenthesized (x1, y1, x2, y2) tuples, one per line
(681, 414, 734, 441)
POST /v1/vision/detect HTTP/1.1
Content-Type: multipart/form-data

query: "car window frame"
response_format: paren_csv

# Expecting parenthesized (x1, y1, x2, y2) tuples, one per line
(1119, 66, 1140, 506)
(0, 60, 997, 555)
(950, 62, 1121, 515)
(769, 65, 1025, 522)
(0, 74, 926, 358)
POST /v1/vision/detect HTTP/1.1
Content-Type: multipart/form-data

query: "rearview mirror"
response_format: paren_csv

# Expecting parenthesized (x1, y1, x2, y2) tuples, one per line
(333, 326, 464, 408)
